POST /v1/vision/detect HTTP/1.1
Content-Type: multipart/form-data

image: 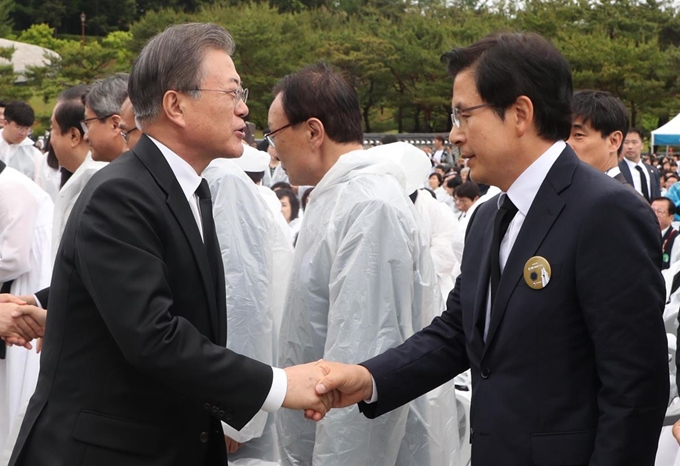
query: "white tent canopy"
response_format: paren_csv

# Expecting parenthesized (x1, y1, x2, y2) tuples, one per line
(0, 38, 59, 83)
(652, 113, 680, 147)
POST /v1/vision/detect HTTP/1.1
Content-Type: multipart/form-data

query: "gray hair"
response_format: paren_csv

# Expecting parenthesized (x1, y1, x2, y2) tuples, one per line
(85, 73, 129, 118)
(128, 23, 235, 126)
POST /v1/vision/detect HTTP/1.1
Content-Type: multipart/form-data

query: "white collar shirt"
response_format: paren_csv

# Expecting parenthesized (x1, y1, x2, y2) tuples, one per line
(484, 140, 565, 340)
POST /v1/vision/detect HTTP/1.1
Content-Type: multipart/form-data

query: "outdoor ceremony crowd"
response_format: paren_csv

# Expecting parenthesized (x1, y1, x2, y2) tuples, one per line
(0, 21, 679, 466)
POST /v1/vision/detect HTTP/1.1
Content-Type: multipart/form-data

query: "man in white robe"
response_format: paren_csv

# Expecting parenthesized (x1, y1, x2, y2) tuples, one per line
(0, 102, 42, 182)
(269, 63, 458, 466)
(49, 85, 108, 260)
(0, 161, 52, 461)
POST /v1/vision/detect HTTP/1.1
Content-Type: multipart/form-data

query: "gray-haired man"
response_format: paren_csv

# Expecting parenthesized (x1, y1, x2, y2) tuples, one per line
(82, 73, 128, 162)
(9, 23, 331, 466)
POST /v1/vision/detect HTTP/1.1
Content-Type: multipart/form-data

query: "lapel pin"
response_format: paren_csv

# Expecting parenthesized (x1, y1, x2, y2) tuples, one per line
(523, 256, 551, 290)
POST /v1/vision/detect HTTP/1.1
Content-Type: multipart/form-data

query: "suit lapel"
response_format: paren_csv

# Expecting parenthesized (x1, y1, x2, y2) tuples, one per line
(469, 204, 495, 355)
(619, 160, 633, 185)
(483, 149, 575, 352)
(132, 136, 220, 340)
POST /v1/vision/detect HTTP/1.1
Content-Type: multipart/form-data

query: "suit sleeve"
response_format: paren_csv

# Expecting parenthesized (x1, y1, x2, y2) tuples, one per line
(576, 190, 669, 465)
(359, 272, 469, 419)
(75, 177, 273, 430)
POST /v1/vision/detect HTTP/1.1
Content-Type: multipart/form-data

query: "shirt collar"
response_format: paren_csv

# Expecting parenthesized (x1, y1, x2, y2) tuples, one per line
(147, 135, 202, 199)
(623, 157, 644, 169)
(500, 140, 565, 216)
(605, 165, 621, 178)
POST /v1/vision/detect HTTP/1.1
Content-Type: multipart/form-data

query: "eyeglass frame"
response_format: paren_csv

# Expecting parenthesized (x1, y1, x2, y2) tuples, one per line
(264, 121, 300, 148)
(6, 120, 33, 135)
(80, 114, 115, 134)
(450, 103, 494, 129)
(184, 86, 249, 107)
(120, 127, 138, 143)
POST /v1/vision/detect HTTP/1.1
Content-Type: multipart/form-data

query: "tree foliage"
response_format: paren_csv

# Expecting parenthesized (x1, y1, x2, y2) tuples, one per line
(3, 0, 680, 135)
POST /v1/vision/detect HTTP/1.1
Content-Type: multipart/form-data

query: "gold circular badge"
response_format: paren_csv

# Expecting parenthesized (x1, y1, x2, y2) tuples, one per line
(523, 256, 551, 290)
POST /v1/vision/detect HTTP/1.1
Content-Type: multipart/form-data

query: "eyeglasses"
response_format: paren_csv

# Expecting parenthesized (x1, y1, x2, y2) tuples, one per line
(120, 127, 138, 143)
(80, 114, 114, 134)
(264, 122, 298, 148)
(8, 121, 32, 135)
(186, 86, 249, 107)
(451, 103, 493, 129)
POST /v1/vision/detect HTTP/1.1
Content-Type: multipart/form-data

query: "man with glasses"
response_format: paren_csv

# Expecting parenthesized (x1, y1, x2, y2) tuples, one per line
(0, 101, 41, 181)
(81, 73, 128, 162)
(118, 97, 140, 150)
(49, 85, 108, 259)
(270, 63, 451, 466)
(8, 23, 332, 466)
(314, 32, 668, 466)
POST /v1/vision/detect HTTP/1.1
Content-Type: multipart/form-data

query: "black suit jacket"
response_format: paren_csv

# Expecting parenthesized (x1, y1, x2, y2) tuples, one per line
(618, 159, 661, 200)
(10, 136, 273, 466)
(359, 147, 669, 466)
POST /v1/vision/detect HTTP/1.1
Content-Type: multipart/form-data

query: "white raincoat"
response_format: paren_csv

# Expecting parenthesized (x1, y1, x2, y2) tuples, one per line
(203, 158, 294, 465)
(51, 153, 107, 261)
(0, 133, 42, 182)
(0, 166, 53, 462)
(277, 143, 459, 466)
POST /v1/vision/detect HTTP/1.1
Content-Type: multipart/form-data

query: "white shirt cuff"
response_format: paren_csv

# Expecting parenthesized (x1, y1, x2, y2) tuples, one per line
(261, 367, 287, 412)
(365, 376, 378, 404)
(33, 294, 43, 309)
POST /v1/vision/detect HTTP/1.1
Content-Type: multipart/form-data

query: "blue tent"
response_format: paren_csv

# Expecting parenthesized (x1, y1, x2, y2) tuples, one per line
(652, 113, 680, 147)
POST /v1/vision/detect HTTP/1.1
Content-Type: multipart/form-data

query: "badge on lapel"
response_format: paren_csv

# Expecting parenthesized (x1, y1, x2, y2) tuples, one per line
(523, 256, 551, 289)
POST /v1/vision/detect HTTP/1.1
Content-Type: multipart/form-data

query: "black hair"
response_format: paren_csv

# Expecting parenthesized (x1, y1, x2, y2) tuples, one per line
(301, 187, 314, 211)
(276, 188, 300, 221)
(4, 101, 35, 127)
(627, 127, 644, 140)
(381, 134, 398, 144)
(245, 171, 265, 184)
(441, 32, 572, 141)
(652, 197, 676, 216)
(271, 181, 293, 192)
(571, 90, 629, 155)
(273, 62, 363, 145)
(429, 172, 443, 187)
(446, 176, 462, 190)
(454, 181, 481, 201)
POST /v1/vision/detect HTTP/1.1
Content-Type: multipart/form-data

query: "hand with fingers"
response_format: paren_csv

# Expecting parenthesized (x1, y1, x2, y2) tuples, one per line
(0, 302, 46, 349)
(282, 360, 340, 421)
(304, 360, 374, 420)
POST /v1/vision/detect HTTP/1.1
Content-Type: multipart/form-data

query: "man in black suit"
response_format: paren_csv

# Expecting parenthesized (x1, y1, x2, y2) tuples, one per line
(8, 23, 330, 466)
(313, 32, 669, 466)
(567, 90, 631, 184)
(619, 127, 661, 201)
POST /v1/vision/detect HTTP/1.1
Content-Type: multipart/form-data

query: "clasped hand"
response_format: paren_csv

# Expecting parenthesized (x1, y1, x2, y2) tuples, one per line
(0, 293, 46, 350)
(282, 360, 374, 421)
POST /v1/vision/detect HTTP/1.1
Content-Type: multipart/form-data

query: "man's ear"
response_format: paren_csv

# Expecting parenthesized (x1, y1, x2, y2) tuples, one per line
(608, 130, 623, 155)
(512, 95, 534, 137)
(306, 118, 325, 150)
(161, 90, 187, 128)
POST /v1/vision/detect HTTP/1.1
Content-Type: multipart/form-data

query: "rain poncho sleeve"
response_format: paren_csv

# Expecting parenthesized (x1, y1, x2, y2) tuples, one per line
(204, 160, 293, 465)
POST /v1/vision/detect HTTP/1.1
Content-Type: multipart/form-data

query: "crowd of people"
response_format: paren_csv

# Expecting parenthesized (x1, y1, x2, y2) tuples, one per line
(0, 23, 677, 466)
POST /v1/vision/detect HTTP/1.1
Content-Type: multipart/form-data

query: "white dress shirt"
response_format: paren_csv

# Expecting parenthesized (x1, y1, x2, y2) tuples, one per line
(623, 157, 651, 199)
(605, 165, 621, 179)
(483, 140, 565, 339)
(147, 136, 287, 414)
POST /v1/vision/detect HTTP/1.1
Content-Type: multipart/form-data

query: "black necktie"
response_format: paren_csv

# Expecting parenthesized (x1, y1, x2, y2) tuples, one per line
(489, 195, 519, 311)
(634, 165, 650, 202)
(195, 179, 220, 296)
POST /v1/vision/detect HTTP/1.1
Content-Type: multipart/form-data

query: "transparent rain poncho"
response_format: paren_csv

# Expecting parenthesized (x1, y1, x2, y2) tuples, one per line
(277, 143, 460, 466)
(204, 158, 294, 465)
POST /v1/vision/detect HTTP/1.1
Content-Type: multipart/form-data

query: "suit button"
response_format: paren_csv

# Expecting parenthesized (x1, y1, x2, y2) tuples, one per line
(481, 368, 491, 379)
(199, 432, 209, 443)
(218, 410, 225, 418)
(211, 406, 219, 414)
(225, 413, 233, 422)
(203, 403, 211, 411)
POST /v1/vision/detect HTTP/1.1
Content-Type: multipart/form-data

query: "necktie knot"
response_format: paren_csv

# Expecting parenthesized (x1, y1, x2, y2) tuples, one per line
(499, 195, 518, 218)
(196, 178, 211, 200)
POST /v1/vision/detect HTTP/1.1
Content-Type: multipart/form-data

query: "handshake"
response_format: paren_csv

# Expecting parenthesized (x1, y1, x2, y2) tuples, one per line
(0, 293, 47, 350)
(281, 360, 375, 421)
